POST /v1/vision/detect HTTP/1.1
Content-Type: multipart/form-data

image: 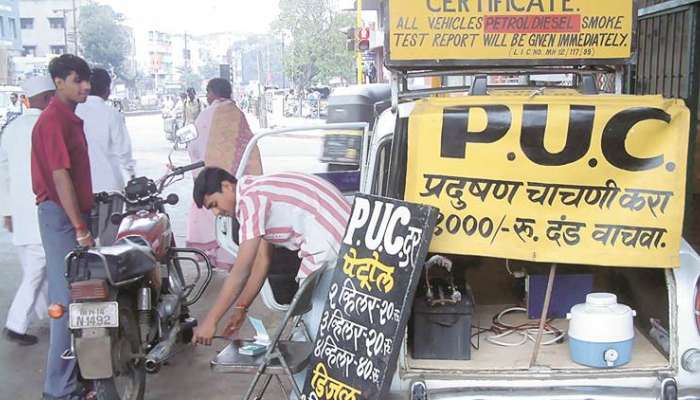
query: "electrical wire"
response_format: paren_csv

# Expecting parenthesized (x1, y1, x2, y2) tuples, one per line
(476, 307, 567, 347)
(505, 259, 513, 276)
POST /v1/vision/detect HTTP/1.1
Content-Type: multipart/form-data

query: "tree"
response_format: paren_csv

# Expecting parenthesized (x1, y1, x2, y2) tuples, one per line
(177, 65, 202, 91)
(274, 0, 354, 90)
(198, 60, 220, 81)
(79, 1, 131, 80)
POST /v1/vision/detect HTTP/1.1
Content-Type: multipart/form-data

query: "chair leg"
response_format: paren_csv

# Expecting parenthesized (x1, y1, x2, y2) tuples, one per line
(287, 373, 303, 399)
(242, 364, 266, 400)
(286, 315, 302, 340)
(298, 319, 312, 342)
(252, 375, 274, 400)
(276, 375, 290, 399)
(278, 356, 303, 399)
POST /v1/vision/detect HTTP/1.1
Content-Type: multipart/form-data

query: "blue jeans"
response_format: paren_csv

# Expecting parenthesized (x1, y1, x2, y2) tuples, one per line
(38, 201, 86, 399)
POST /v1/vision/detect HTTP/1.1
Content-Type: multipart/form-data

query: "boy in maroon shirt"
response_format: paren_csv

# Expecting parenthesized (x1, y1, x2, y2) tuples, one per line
(31, 54, 92, 400)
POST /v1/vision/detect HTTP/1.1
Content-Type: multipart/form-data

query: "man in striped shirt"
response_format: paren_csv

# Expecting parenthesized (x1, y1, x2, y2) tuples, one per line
(191, 167, 351, 345)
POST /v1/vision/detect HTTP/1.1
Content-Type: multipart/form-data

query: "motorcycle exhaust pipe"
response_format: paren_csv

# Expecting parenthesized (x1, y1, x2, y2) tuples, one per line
(137, 288, 152, 343)
(137, 287, 151, 311)
(144, 323, 182, 373)
(144, 359, 160, 374)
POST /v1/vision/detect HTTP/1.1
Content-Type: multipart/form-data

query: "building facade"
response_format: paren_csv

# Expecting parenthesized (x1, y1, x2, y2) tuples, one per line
(19, 0, 81, 57)
(0, 0, 21, 84)
(144, 30, 175, 92)
(0, 0, 21, 51)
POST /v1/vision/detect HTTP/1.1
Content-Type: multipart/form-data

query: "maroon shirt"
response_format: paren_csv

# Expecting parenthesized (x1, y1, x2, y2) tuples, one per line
(31, 97, 94, 213)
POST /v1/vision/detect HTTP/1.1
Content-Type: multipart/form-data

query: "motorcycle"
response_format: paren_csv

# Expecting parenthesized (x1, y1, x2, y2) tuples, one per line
(161, 108, 182, 145)
(61, 157, 212, 400)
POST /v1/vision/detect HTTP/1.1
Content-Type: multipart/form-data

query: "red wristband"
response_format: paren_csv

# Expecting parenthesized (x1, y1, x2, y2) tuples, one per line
(233, 304, 249, 312)
(74, 223, 87, 232)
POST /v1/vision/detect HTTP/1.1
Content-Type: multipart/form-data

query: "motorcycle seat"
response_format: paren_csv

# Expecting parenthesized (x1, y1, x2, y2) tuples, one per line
(85, 238, 157, 284)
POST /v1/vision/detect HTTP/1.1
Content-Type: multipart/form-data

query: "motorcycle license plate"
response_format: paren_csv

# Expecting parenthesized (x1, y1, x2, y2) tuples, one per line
(69, 302, 119, 329)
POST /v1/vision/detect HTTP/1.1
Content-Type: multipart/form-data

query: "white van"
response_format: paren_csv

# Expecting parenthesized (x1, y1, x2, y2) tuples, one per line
(218, 80, 700, 399)
(357, 95, 700, 400)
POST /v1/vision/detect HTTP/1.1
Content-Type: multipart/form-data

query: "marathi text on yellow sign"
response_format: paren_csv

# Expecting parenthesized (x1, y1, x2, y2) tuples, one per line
(388, 0, 634, 62)
(404, 94, 690, 268)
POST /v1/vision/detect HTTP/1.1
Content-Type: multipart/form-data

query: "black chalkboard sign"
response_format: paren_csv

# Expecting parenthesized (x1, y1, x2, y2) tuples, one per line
(302, 194, 438, 400)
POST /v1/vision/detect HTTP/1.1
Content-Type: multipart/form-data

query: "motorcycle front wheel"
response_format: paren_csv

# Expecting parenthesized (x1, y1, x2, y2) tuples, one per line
(92, 301, 146, 400)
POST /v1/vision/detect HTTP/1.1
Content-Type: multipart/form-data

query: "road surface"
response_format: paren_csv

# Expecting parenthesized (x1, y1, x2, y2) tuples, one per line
(0, 112, 329, 399)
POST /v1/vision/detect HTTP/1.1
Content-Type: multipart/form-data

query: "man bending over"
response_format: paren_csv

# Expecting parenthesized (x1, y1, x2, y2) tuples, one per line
(191, 167, 351, 345)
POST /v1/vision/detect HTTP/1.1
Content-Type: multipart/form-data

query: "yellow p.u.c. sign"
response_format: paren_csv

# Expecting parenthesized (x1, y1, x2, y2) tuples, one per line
(404, 94, 690, 268)
(386, 0, 636, 68)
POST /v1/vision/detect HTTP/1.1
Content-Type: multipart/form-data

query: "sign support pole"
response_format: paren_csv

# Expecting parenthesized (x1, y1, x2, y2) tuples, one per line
(356, 0, 363, 85)
(530, 263, 557, 368)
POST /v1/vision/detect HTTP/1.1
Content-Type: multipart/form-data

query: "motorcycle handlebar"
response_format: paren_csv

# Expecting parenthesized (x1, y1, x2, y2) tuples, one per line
(170, 161, 205, 176)
(158, 161, 204, 193)
(94, 161, 204, 206)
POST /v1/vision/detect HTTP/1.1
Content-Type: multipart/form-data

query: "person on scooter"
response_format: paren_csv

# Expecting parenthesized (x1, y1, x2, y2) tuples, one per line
(190, 167, 351, 345)
(183, 87, 202, 125)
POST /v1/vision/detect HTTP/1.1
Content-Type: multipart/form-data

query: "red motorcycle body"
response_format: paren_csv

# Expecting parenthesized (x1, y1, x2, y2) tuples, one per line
(116, 210, 173, 261)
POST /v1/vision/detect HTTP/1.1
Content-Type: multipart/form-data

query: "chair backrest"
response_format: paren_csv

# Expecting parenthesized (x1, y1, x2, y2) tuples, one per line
(290, 268, 324, 317)
(265, 267, 325, 350)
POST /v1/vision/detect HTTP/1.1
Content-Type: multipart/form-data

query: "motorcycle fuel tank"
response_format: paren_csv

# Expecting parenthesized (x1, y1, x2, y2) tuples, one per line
(117, 210, 172, 260)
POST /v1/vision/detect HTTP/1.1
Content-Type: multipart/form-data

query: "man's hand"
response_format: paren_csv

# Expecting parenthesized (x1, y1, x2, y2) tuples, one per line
(192, 317, 217, 346)
(3, 216, 12, 233)
(76, 229, 95, 248)
(222, 308, 248, 338)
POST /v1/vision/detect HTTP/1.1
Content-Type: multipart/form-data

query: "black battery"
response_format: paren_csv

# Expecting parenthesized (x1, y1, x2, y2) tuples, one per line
(410, 295, 474, 360)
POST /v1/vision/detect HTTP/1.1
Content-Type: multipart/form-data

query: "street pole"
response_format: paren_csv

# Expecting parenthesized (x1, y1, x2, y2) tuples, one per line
(61, 10, 68, 52)
(356, 0, 363, 85)
(72, 0, 78, 54)
(282, 38, 286, 89)
(184, 32, 188, 70)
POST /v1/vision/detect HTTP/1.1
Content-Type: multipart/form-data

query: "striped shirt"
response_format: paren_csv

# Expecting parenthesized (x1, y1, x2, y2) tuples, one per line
(235, 172, 351, 278)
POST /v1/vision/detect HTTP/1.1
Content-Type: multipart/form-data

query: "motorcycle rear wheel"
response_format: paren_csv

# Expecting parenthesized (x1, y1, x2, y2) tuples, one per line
(92, 302, 146, 400)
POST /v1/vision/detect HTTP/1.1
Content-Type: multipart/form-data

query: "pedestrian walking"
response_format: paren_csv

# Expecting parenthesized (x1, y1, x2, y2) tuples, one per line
(2, 92, 24, 129)
(8, 92, 23, 114)
(76, 68, 135, 245)
(31, 54, 93, 400)
(186, 78, 262, 270)
(0, 76, 55, 346)
(183, 87, 202, 125)
(190, 167, 351, 345)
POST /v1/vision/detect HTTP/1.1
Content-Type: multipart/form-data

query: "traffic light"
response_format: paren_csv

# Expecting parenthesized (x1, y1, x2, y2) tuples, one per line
(342, 27, 356, 52)
(358, 27, 370, 51)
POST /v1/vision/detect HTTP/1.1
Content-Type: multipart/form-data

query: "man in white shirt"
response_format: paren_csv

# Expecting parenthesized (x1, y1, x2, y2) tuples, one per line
(8, 92, 23, 114)
(76, 68, 135, 245)
(0, 76, 55, 345)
